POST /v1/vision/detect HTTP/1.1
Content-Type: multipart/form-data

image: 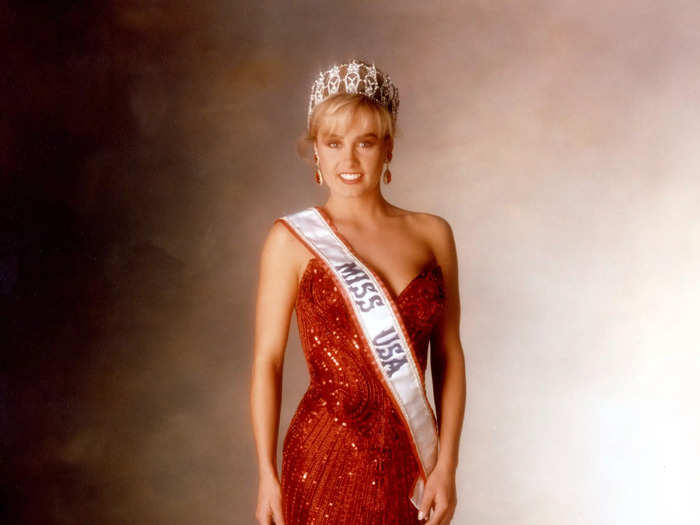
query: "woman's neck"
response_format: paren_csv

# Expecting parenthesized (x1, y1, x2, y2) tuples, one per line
(323, 194, 393, 226)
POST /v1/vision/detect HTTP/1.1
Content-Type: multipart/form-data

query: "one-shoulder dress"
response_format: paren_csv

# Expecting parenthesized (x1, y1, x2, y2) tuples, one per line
(275, 213, 446, 525)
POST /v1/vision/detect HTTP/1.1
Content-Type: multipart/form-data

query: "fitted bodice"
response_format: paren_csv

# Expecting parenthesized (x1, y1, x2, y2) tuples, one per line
(295, 256, 446, 392)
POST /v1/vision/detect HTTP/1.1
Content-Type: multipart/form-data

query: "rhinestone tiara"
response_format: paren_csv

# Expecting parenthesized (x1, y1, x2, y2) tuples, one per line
(307, 58, 399, 130)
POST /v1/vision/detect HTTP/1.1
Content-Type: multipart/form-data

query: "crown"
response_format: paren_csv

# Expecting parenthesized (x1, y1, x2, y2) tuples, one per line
(307, 58, 399, 130)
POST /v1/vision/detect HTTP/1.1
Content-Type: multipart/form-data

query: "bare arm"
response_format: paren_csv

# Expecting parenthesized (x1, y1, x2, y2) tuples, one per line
(429, 217, 467, 474)
(250, 220, 300, 482)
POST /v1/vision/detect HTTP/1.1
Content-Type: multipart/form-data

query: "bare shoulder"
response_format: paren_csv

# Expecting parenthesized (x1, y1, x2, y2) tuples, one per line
(397, 208, 454, 251)
(415, 211, 452, 236)
(263, 219, 296, 258)
(405, 211, 460, 306)
(260, 218, 307, 279)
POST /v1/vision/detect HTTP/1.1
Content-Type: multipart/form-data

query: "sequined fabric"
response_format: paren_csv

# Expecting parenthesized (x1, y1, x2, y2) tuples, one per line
(281, 256, 446, 525)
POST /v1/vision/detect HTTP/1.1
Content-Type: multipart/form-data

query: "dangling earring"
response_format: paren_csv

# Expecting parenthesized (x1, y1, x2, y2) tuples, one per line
(383, 161, 392, 184)
(314, 153, 323, 185)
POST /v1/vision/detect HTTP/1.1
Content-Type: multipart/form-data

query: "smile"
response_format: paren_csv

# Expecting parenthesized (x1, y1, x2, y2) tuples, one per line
(338, 172, 363, 183)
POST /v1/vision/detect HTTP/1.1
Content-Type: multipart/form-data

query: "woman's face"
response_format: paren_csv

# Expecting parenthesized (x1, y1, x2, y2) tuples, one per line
(314, 106, 392, 196)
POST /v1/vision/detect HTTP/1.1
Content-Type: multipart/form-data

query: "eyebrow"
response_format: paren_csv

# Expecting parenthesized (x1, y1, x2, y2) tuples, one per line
(324, 133, 378, 139)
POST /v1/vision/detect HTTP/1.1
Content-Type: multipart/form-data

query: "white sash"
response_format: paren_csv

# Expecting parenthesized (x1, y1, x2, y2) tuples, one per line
(279, 206, 439, 510)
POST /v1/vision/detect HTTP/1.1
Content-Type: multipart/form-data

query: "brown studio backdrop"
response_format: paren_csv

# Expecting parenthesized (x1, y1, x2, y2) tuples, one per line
(3, 1, 699, 524)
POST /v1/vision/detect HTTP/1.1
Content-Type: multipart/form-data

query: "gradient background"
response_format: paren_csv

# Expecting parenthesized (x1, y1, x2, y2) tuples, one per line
(3, 1, 699, 524)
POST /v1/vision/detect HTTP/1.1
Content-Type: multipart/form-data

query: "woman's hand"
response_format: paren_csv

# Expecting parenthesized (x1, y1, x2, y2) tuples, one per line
(417, 463, 457, 525)
(255, 474, 285, 525)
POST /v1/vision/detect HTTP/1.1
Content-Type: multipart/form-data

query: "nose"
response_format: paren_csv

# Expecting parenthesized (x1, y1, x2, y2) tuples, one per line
(342, 144, 360, 166)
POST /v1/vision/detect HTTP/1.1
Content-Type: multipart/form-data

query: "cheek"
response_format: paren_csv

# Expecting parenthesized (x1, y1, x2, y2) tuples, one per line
(317, 149, 336, 163)
(366, 150, 384, 165)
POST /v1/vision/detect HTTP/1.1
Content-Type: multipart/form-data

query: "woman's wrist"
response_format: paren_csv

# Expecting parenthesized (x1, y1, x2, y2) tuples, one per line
(258, 463, 280, 483)
(435, 453, 458, 474)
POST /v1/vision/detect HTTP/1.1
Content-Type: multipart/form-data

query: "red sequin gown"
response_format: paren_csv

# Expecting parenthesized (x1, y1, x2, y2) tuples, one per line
(279, 252, 446, 525)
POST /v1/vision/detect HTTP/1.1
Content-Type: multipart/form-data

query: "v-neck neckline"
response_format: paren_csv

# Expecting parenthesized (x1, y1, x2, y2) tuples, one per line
(312, 205, 439, 302)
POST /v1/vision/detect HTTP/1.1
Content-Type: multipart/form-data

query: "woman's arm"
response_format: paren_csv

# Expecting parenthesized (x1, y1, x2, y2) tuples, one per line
(250, 221, 299, 482)
(429, 216, 467, 474)
(416, 215, 465, 523)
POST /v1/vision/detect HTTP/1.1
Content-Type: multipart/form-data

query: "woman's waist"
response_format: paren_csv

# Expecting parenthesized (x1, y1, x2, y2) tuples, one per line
(294, 380, 400, 426)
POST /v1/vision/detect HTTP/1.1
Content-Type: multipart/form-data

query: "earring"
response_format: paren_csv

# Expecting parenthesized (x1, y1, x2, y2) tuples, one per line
(383, 161, 392, 184)
(313, 153, 323, 185)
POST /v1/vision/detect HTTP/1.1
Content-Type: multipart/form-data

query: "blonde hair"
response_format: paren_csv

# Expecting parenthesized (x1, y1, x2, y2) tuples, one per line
(296, 93, 397, 164)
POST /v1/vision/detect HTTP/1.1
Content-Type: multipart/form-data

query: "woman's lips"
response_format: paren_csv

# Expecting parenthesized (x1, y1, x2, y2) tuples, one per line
(338, 172, 363, 184)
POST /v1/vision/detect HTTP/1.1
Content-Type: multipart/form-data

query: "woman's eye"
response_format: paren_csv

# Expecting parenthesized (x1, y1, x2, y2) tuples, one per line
(328, 142, 339, 148)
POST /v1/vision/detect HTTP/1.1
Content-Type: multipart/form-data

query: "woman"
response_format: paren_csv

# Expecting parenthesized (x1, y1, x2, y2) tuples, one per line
(250, 59, 466, 525)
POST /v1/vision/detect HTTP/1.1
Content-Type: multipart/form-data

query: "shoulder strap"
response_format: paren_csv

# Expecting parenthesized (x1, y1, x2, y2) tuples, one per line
(278, 206, 438, 510)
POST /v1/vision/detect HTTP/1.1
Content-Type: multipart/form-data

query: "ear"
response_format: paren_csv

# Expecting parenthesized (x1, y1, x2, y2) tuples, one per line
(385, 137, 393, 162)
